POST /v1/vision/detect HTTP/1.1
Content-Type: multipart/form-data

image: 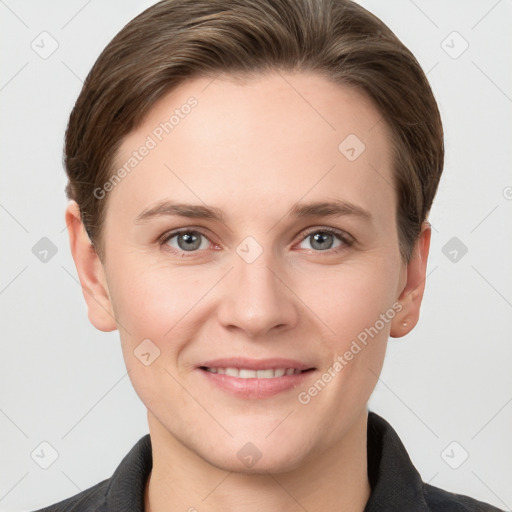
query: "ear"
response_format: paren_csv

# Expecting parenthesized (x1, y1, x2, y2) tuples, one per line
(65, 200, 117, 332)
(390, 221, 431, 338)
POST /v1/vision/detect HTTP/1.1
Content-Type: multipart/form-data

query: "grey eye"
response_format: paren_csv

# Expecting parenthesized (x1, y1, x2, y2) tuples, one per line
(166, 231, 209, 252)
(299, 231, 342, 251)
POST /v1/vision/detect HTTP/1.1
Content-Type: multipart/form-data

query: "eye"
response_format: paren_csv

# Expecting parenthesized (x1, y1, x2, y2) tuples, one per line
(159, 226, 354, 257)
(161, 229, 213, 254)
(296, 227, 353, 253)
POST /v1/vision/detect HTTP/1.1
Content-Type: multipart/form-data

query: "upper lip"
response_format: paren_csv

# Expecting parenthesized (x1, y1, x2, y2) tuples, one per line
(198, 358, 315, 371)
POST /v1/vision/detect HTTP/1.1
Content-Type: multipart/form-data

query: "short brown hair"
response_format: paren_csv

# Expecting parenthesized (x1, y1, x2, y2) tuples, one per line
(65, 0, 444, 262)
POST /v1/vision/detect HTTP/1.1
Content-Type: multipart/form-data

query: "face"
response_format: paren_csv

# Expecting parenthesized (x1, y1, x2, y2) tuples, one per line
(71, 71, 428, 474)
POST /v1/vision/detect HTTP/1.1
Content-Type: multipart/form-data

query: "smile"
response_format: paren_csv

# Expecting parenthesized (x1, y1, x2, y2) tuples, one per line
(201, 367, 307, 378)
(197, 363, 316, 399)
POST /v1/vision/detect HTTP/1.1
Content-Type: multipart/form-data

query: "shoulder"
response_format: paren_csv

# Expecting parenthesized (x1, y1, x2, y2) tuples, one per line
(365, 411, 504, 512)
(27, 433, 151, 512)
(423, 482, 504, 512)
(27, 478, 110, 512)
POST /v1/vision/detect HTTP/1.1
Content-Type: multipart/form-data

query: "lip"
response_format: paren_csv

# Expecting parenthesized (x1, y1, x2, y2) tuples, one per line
(196, 358, 316, 399)
(197, 357, 315, 371)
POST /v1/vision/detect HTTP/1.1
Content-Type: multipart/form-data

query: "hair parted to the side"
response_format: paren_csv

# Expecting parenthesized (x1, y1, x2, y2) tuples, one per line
(65, 0, 444, 263)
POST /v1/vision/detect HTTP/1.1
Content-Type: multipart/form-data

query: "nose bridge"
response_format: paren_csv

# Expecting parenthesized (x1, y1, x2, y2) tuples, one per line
(217, 238, 298, 336)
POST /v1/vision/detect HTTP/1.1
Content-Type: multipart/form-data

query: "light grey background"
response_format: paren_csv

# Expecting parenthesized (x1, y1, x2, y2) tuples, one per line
(1, 1, 511, 510)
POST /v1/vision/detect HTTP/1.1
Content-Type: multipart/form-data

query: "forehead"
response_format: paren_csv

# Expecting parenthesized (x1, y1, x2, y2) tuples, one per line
(109, 71, 396, 226)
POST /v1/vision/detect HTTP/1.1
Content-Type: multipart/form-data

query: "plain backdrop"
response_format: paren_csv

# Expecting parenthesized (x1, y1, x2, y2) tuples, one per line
(1, 1, 511, 510)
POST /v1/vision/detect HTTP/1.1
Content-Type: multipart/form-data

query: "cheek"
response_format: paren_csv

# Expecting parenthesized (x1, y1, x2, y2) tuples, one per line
(291, 263, 396, 427)
(109, 256, 204, 333)
(108, 264, 197, 410)
(106, 265, 172, 362)
(107, 258, 218, 374)
(296, 256, 401, 344)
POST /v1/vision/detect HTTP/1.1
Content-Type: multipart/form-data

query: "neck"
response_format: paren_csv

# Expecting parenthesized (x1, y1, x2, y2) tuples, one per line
(144, 410, 370, 512)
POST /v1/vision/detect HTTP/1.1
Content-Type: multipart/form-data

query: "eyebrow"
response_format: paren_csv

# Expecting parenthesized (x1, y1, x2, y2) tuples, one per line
(135, 199, 372, 224)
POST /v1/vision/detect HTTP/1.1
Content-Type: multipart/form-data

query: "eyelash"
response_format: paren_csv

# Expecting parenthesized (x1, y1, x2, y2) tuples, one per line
(158, 226, 354, 257)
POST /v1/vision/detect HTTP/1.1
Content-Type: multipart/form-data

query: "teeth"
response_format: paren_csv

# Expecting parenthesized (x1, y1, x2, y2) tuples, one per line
(204, 367, 302, 378)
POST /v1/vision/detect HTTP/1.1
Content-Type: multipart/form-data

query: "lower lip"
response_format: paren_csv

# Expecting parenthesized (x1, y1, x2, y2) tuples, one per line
(197, 368, 315, 399)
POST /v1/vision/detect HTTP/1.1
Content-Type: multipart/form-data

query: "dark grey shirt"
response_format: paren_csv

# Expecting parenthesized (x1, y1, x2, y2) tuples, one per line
(30, 411, 503, 511)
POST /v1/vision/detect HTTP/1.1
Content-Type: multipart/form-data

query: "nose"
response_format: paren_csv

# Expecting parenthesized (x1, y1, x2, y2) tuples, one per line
(216, 250, 300, 339)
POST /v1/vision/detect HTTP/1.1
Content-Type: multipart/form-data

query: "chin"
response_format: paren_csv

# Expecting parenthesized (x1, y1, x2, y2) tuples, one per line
(200, 435, 311, 475)
(210, 452, 307, 476)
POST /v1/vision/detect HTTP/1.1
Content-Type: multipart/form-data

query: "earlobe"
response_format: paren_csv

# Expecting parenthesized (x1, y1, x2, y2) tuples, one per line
(390, 222, 431, 338)
(65, 200, 118, 332)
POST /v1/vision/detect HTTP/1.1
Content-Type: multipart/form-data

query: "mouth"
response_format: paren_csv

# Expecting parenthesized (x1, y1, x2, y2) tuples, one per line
(199, 366, 314, 378)
(196, 358, 317, 399)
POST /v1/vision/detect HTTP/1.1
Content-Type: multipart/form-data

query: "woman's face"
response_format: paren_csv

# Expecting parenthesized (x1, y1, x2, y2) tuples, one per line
(84, 71, 424, 473)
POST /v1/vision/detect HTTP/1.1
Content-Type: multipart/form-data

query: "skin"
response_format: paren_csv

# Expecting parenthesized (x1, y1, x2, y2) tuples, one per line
(66, 71, 430, 512)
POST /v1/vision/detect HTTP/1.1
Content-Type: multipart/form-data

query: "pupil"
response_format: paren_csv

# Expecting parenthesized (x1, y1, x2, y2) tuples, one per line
(179, 232, 200, 251)
(312, 232, 333, 250)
